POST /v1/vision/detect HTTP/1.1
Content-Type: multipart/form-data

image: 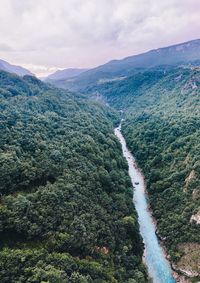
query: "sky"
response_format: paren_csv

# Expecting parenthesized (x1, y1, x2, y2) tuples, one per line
(0, 0, 200, 77)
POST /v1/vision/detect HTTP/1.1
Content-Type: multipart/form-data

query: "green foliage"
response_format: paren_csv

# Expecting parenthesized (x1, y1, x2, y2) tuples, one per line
(96, 67, 200, 262)
(0, 70, 147, 282)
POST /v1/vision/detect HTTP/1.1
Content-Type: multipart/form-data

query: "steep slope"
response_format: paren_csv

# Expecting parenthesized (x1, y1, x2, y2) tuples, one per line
(0, 70, 148, 283)
(51, 39, 200, 91)
(0, 59, 33, 76)
(45, 68, 89, 81)
(89, 67, 200, 281)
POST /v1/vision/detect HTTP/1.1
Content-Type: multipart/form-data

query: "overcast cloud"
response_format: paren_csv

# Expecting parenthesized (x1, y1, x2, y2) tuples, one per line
(0, 0, 199, 76)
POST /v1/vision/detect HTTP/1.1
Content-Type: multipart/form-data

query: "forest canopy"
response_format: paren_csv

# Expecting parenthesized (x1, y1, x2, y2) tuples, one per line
(0, 70, 147, 283)
(88, 67, 200, 277)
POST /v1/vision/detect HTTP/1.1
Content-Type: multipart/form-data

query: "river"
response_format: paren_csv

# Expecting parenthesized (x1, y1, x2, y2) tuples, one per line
(115, 123, 176, 283)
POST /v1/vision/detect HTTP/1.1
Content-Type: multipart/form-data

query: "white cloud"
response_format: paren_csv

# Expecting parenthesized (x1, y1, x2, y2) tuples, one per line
(0, 0, 199, 76)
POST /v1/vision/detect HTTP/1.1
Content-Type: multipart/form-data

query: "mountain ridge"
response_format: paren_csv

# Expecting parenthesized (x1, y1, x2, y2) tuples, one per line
(0, 59, 33, 76)
(50, 38, 200, 91)
(45, 67, 89, 81)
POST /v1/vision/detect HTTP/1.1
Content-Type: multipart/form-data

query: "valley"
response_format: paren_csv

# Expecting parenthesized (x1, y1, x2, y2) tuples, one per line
(0, 39, 200, 283)
(85, 66, 200, 282)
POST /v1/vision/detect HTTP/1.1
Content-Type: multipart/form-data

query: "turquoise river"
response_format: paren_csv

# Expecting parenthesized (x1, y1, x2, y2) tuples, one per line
(115, 123, 176, 283)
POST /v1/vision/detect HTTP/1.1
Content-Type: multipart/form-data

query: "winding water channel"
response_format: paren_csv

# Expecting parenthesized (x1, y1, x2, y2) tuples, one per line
(115, 123, 176, 283)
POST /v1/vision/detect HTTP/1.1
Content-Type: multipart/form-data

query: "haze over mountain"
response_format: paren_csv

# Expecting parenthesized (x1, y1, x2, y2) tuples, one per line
(51, 39, 200, 91)
(0, 59, 33, 76)
(45, 68, 89, 81)
(0, 0, 199, 76)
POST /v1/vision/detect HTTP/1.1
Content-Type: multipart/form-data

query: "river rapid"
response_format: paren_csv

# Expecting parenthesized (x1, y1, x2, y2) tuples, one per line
(115, 123, 176, 283)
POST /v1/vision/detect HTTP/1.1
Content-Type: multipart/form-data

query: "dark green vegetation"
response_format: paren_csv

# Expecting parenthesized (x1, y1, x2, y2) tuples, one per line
(0, 70, 148, 283)
(87, 67, 200, 278)
(123, 69, 200, 260)
(1, 39, 200, 282)
(49, 39, 200, 92)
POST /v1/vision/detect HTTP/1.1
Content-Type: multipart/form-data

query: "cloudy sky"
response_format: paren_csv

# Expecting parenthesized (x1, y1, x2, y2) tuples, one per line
(0, 0, 199, 76)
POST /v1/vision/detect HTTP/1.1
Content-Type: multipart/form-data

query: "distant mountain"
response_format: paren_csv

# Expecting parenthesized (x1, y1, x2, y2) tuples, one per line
(45, 68, 89, 81)
(0, 59, 33, 76)
(52, 39, 200, 91)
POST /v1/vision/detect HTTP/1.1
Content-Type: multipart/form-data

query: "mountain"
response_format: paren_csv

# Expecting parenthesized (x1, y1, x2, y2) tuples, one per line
(52, 39, 200, 91)
(0, 59, 33, 76)
(0, 70, 147, 283)
(45, 68, 89, 81)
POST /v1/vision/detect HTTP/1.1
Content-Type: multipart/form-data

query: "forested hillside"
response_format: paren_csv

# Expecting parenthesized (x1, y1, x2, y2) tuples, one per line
(89, 67, 200, 280)
(1, 61, 199, 282)
(0, 71, 148, 283)
(49, 39, 200, 92)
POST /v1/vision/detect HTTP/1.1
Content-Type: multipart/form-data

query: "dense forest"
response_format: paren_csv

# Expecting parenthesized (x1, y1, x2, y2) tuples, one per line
(1, 61, 200, 282)
(88, 67, 200, 280)
(0, 70, 148, 283)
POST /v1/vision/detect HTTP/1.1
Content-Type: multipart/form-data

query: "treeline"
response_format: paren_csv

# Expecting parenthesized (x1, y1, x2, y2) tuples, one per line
(0, 71, 148, 283)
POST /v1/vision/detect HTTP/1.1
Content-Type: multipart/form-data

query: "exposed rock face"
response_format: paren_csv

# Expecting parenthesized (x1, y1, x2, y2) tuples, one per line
(173, 272, 192, 283)
(174, 243, 200, 279)
(185, 170, 196, 185)
(184, 170, 197, 192)
(183, 155, 190, 165)
(192, 188, 200, 200)
(190, 210, 200, 224)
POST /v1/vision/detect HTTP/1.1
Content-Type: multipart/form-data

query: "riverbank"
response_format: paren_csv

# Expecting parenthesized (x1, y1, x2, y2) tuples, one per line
(115, 123, 176, 283)
(117, 124, 197, 283)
